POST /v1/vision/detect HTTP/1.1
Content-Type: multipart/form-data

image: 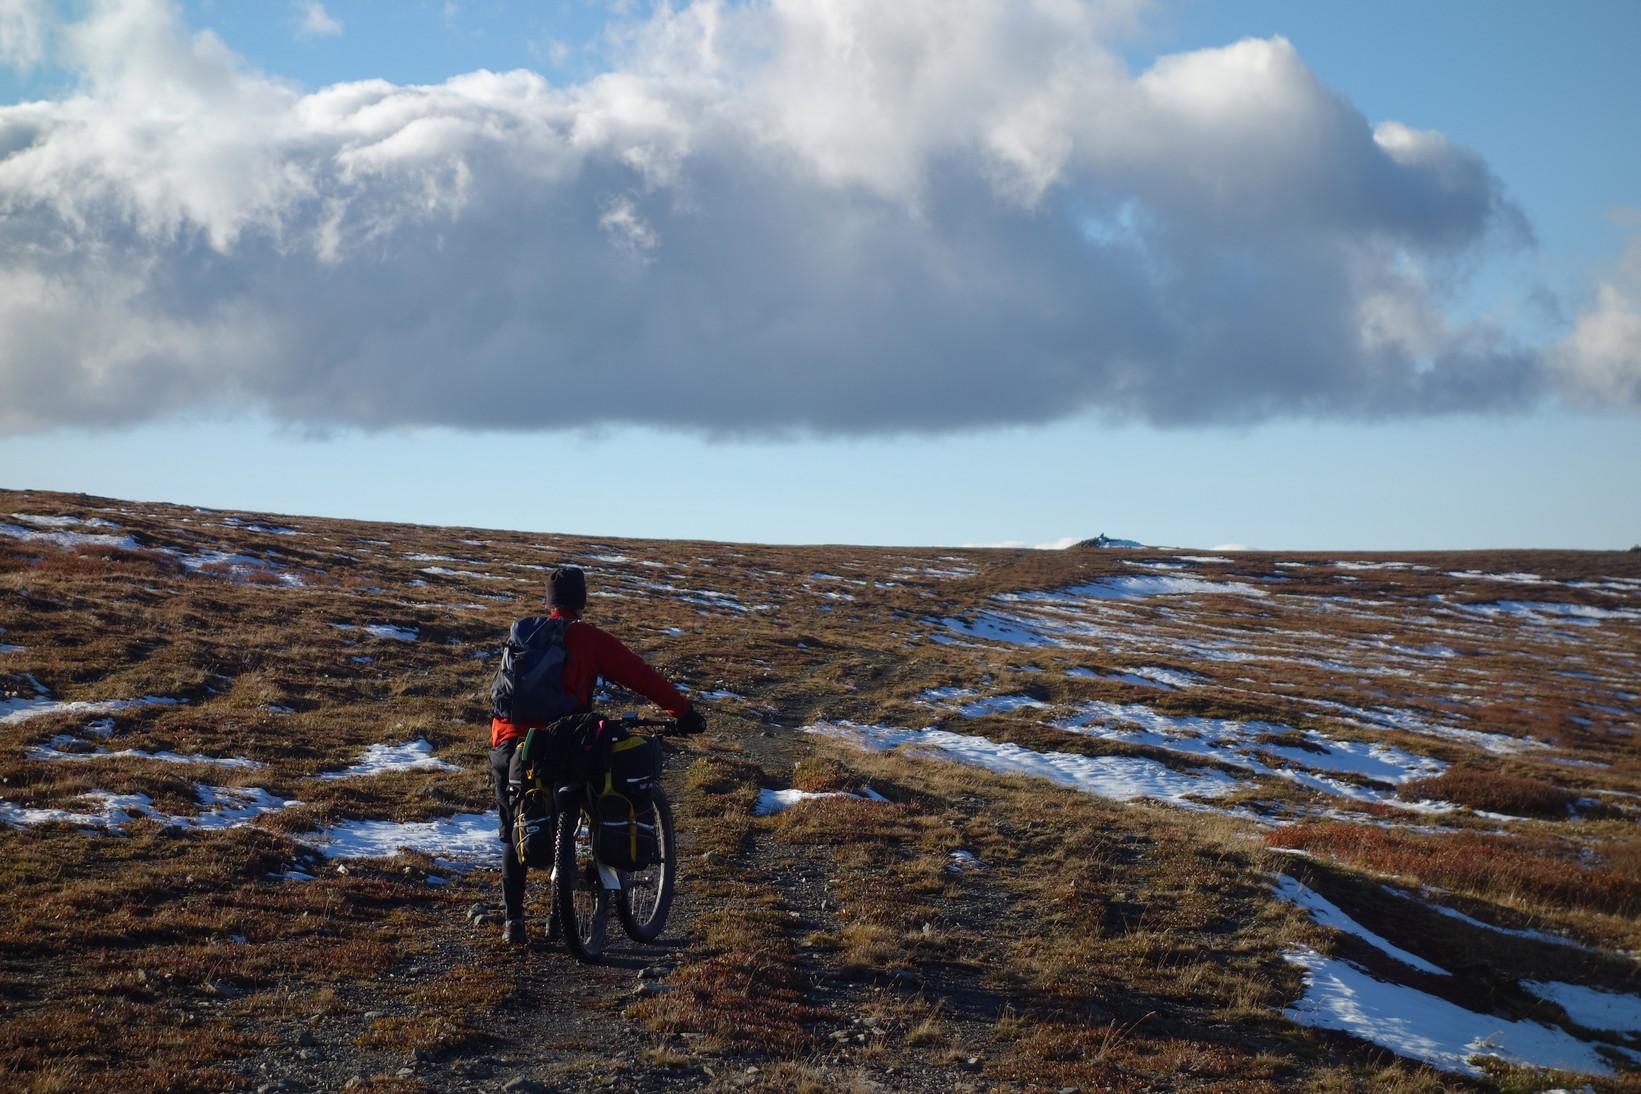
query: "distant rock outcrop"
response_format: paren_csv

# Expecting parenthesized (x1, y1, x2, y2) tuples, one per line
(1074, 533, 1144, 549)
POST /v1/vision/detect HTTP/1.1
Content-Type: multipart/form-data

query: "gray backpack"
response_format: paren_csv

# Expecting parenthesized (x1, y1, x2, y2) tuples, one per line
(490, 616, 574, 724)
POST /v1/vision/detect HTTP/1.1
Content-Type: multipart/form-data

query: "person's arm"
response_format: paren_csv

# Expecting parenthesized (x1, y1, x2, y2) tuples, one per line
(580, 624, 691, 717)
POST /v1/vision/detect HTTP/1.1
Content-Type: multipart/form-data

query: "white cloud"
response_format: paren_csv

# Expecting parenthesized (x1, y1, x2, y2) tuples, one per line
(1552, 212, 1641, 408)
(0, 0, 50, 71)
(0, 0, 1561, 437)
(298, 1, 342, 39)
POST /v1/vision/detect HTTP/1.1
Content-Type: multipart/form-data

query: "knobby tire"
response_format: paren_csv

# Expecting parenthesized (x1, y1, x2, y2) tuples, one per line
(615, 786, 676, 942)
(554, 802, 608, 962)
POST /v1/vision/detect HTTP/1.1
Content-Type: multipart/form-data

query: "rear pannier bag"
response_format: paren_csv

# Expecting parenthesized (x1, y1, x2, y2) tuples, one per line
(593, 734, 661, 869)
(506, 714, 613, 868)
(511, 779, 555, 867)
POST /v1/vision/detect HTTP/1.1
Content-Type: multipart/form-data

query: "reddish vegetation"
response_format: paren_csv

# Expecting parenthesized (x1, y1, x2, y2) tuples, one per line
(1396, 768, 1577, 819)
(1265, 823, 1639, 918)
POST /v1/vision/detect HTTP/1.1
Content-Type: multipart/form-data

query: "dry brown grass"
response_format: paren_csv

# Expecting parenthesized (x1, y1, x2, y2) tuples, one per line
(4, 488, 1639, 1092)
(1265, 822, 1640, 918)
(1397, 767, 1578, 818)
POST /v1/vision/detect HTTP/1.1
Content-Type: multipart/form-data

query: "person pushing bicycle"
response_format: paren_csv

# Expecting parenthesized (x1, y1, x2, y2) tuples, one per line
(488, 566, 705, 945)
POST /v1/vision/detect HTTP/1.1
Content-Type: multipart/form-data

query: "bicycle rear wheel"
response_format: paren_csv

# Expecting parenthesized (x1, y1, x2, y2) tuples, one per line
(553, 802, 608, 962)
(616, 787, 676, 942)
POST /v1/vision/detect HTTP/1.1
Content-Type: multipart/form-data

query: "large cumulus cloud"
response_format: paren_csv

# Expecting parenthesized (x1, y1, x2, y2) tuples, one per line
(0, 0, 1625, 436)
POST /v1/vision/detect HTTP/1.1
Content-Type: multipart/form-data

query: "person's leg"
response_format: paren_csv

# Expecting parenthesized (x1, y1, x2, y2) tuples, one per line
(490, 743, 526, 931)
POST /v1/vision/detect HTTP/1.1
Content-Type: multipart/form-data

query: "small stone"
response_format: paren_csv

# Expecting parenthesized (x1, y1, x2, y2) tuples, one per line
(335, 865, 348, 875)
(396, 1067, 415, 1078)
(362, 1011, 382, 1020)
(468, 902, 488, 918)
(297, 1050, 319, 1063)
(296, 1030, 316, 1047)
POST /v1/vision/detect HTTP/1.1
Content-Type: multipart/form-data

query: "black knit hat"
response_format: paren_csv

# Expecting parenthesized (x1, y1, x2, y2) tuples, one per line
(547, 566, 587, 613)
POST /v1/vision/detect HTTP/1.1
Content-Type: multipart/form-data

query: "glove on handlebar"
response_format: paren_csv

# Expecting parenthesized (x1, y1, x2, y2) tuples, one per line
(677, 709, 707, 736)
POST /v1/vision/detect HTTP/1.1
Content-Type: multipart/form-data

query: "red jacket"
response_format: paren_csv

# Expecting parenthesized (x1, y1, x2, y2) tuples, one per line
(490, 610, 691, 747)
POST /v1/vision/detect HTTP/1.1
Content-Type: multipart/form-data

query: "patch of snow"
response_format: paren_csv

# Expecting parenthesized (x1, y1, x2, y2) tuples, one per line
(1522, 982, 1641, 1034)
(1298, 697, 1549, 756)
(1448, 599, 1641, 626)
(1446, 570, 1553, 585)
(301, 812, 502, 865)
(0, 521, 141, 551)
(176, 549, 309, 586)
(1055, 700, 1444, 791)
(1334, 561, 1428, 572)
(753, 787, 886, 815)
(806, 722, 1241, 805)
(1067, 667, 1173, 690)
(916, 686, 978, 704)
(695, 690, 742, 701)
(420, 566, 504, 580)
(333, 623, 419, 642)
(222, 518, 301, 535)
(24, 740, 264, 768)
(956, 694, 1052, 717)
(1020, 575, 1269, 602)
(1282, 946, 1625, 1077)
(1273, 875, 1448, 976)
(947, 849, 986, 873)
(0, 693, 186, 727)
(0, 784, 297, 832)
(0, 644, 24, 654)
(937, 612, 1058, 647)
(318, 739, 462, 780)
(10, 513, 121, 530)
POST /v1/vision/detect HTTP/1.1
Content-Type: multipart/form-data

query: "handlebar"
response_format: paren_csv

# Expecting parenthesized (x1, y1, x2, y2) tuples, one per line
(615, 712, 682, 735)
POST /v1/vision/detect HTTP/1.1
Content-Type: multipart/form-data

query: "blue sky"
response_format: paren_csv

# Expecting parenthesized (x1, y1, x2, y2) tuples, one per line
(2, 1, 1637, 550)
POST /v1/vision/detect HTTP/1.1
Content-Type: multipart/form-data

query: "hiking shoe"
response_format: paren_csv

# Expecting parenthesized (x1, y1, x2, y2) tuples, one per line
(502, 919, 526, 945)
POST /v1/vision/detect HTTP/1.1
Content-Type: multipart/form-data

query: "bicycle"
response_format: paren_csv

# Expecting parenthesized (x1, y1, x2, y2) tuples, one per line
(548, 714, 680, 963)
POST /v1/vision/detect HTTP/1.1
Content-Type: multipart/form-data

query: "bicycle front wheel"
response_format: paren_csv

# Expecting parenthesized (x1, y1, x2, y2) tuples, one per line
(553, 802, 608, 962)
(616, 786, 676, 943)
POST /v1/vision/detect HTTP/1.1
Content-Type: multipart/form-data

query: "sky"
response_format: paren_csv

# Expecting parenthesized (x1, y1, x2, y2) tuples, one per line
(0, 0, 1637, 550)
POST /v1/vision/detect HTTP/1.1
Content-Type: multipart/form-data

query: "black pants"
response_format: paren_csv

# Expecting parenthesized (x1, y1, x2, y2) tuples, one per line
(490, 741, 527, 921)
